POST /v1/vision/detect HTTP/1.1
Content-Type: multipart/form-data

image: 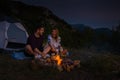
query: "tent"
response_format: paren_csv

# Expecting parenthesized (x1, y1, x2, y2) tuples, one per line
(0, 21, 28, 51)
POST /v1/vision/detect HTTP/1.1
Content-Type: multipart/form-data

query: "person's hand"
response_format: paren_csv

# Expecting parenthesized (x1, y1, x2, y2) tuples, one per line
(51, 48, 56, 52)
(62, 49, 68, 55)
(41, 53, 46, 58)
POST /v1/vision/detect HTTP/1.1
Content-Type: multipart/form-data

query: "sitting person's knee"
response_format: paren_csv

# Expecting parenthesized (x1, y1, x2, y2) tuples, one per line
(25, 45, 34, 55)
(25, 45, 31, 49)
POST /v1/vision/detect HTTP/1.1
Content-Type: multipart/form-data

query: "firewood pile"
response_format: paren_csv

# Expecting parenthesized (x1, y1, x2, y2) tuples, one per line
(31, 54, 80, 72)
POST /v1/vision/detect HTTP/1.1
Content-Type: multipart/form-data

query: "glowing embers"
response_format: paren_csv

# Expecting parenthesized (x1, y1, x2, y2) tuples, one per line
(51, 54, 62, 66)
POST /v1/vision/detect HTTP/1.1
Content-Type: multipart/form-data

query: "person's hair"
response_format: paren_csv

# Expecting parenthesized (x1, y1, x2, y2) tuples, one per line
(34, 25, 44, 32)
(51, 27, 59, 39)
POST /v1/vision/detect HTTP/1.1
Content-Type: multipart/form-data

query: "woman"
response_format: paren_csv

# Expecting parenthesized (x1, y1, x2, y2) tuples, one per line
(43, 28, 68, 57)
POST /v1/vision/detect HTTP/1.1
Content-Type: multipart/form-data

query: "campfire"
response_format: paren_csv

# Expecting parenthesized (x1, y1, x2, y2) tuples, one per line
(52, 54, 62, 66)
(32, 53, 80, 72)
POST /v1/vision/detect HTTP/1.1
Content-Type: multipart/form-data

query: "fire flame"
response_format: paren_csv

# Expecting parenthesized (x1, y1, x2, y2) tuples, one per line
(54, 54, 62, 66)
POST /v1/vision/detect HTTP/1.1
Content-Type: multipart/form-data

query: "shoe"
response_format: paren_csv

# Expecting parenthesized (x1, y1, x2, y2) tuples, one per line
(35, 54, 42, 59)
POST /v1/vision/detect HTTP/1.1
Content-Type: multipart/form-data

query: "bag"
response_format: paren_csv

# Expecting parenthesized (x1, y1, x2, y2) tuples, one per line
(11, 51, 32, 60)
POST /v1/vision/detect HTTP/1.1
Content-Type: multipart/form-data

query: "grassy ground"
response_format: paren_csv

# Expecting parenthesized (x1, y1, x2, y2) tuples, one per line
(0, 49, 120, 80)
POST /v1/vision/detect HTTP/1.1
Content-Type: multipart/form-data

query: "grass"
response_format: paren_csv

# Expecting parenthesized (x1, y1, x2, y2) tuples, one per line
(0, 48, 120, 80)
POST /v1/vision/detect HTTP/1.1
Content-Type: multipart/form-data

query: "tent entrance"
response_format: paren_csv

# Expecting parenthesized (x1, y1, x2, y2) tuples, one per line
(6, 42, 26, 49)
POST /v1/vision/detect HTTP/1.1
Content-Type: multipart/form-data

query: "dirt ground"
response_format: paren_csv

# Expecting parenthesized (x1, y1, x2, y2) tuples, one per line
(0, 49, 120, 80)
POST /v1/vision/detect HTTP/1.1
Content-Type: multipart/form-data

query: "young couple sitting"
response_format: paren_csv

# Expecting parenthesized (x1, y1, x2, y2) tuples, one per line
(25, 26, 68, 59)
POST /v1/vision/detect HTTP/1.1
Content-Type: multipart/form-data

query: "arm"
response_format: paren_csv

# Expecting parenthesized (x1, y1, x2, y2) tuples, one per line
(26, 36, 36, 55)
(48, 35, 57, 52)
(48, 42, 56, 52)
(25, 45, 35, 55)
(60, 46, 63, 53)
(34, 48, 42, 55)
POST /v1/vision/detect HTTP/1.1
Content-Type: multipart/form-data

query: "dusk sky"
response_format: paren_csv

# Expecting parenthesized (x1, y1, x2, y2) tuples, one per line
(17, 0, 120, 29)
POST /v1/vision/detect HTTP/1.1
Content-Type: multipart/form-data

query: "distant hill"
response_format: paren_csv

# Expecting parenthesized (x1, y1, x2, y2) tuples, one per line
(0, 0, 72, 31)
(71, 24, 114, 49)
(71, 24, 88, 32)
(94, 28, 112, 36)
(71, 24, 112, 36)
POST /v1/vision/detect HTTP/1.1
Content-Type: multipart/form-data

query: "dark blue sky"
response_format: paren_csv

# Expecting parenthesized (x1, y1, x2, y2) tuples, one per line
(17, 0, 120, 29)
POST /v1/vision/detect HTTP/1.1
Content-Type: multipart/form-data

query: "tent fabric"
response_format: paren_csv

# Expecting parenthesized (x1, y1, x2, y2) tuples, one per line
(14, 23, 29, 37)
(0, 21, 28, 51)
(0, 21, 8, 49)
(4, 22, 10, 49)
(7, 23, 27, 43)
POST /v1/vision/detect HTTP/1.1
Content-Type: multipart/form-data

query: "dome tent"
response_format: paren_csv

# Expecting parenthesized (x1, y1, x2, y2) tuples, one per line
(0, 20, 28, 51)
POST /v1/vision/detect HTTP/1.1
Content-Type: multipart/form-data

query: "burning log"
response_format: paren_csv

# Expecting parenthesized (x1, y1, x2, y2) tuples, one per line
(73, 60, 80, 68)
(51, 55, 80, 72)
(61, 58, 80, 72)
(51, 54, 62, 66)
(57, 65, 63, 72)
(51, 54, 63, 71)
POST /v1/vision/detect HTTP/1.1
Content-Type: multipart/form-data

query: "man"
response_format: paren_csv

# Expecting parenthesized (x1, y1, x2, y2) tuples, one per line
(25, 26, 44, 58)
